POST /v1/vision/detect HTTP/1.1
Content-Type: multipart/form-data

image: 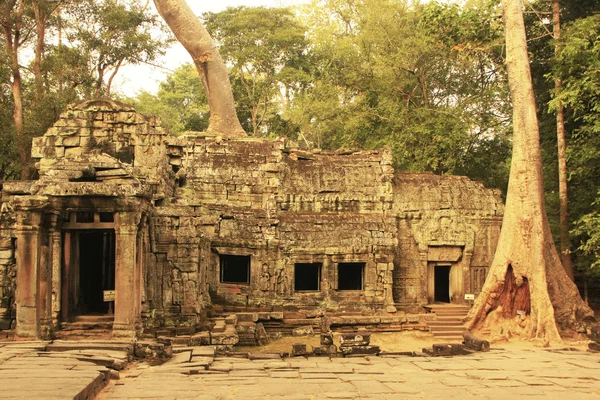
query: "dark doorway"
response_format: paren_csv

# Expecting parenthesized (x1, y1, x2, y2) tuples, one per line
(338, 262, 364, 290)
(434, 265, 451, 303)
(78, 230, 115, 314)
(294, 263, 322, 291)
(220, 255, 250, 284)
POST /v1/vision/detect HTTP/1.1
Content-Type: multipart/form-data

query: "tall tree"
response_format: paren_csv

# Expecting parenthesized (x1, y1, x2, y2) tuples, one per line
(153, 0, 246, 137)
(0, 0, 30, 179)
(204, 6, 311, 137)
(551, 0, 574, 281)
(551, 14, 600, 272)
(465, 0, 593, 342)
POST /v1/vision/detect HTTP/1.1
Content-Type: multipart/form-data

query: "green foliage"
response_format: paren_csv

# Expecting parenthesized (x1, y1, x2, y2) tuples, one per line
(550, 14, 600, 274)
(126, 64, 209, 134)
(63, 0, 170, 96)
(288, 0, 510, 189)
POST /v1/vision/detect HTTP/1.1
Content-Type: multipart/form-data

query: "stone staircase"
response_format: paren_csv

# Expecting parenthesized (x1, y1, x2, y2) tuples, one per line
(425, 304, 470, 342)
(55, 315, 113, 340)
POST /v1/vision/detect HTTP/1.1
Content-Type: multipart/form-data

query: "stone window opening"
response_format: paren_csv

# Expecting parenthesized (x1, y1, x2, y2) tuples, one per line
(99, 212, 114, 223)
(76, 211, 94, 223)
(220, 255, 250, 284)
(294, 263, 322, 292)
(337, 262, 365, 290)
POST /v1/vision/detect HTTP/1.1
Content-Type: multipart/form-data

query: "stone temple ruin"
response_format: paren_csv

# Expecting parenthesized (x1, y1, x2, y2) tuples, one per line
(0, 100, 503, 340)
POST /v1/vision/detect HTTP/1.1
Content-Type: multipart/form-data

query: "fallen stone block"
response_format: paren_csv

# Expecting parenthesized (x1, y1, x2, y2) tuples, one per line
(292, 326, 314, 336)
(340, 345, 381, 356)
(462, 330, 490, 352)
(339, 332, 371, 347)
(292, 343, 307, 356)
(423, 343, 466, 357)
(312, 344, 337, 356)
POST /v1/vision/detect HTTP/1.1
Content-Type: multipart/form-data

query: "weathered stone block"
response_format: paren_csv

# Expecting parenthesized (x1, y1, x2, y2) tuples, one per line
(425, 343, 465, 357)
(237, 312, 258, 322)
(292, 326, 314, 336)
(340, 332, 371, 347)
(312, 344, 337, 356)
(340, 345, 380, 355)
(236, 322, 256, 334)
(224, 314, 238, 325)
(211, 329, 239, 345)
(292, 343, 307, 356)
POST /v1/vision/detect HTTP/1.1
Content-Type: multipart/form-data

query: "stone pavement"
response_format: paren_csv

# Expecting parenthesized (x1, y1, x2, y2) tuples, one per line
(99, 345, 600, 400)
(0, 341, 127, 399)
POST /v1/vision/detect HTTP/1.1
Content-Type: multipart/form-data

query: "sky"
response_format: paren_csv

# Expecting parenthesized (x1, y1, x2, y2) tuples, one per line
(115, 0, 309, 97)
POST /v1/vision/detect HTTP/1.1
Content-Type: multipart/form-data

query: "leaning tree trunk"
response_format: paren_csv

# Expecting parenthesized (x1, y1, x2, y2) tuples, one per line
(464, 0, 594, 343)
(153, 0, 246, 137)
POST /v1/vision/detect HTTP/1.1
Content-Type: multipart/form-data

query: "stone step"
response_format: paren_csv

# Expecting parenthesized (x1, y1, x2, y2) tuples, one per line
(73, 315, 114, 323)
(428, 321, 465, 327)
(61, 322, 113, 330)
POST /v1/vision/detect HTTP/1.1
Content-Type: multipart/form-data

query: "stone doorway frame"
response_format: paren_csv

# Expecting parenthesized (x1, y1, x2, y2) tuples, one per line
(13, 200, 146, 340)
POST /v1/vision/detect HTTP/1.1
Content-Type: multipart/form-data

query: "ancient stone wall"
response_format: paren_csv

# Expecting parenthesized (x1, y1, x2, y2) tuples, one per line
(0, 100, 505, 336)
(154, 135, 397, 312)
(392, 173, 503, 309)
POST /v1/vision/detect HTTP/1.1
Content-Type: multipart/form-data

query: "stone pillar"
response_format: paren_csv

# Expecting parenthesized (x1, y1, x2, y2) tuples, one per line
(49, 214, 62, 328)
(15, 211, 43, 338)
(36, 214, 55, 339)
(112, 211, 141, 338)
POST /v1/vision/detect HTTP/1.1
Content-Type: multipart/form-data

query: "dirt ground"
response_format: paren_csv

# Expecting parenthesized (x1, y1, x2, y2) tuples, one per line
(235, 330, 591, 354)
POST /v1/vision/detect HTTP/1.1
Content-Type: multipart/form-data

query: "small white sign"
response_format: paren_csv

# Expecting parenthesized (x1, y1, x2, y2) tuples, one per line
(464, 294, 475, 300)
(103, 290, 115, 302)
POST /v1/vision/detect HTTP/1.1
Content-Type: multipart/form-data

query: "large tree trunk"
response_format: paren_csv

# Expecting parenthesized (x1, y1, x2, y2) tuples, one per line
(32, 0, 47, 100)
(153, 0, 246, 137)
(552, 0, 574, 282)
(2, 0, 28, 180)
(464, 0, 593, 343)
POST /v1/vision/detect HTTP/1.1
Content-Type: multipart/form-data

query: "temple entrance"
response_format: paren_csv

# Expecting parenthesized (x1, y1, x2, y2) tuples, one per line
(434, 265, 451, 303)
(62, 229, 115, 319)
(78, 231, 115, 314)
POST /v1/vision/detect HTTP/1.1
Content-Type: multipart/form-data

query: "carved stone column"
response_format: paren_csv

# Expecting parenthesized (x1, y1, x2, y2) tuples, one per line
(49, 213, 62, 329)
(36, 213, 56, 339)
(15, 211, 43, 338)
(112, 211, 141, 338)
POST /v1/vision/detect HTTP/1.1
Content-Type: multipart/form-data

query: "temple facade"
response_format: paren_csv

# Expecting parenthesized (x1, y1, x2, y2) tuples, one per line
(0, 100, 503, 339)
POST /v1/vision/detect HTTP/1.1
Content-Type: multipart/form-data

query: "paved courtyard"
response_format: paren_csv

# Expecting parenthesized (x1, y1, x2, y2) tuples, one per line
(98, 345, 600, 400)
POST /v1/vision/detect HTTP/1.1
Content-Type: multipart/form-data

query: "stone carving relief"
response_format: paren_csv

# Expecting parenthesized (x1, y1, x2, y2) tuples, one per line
(259, 263, 272, 292)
